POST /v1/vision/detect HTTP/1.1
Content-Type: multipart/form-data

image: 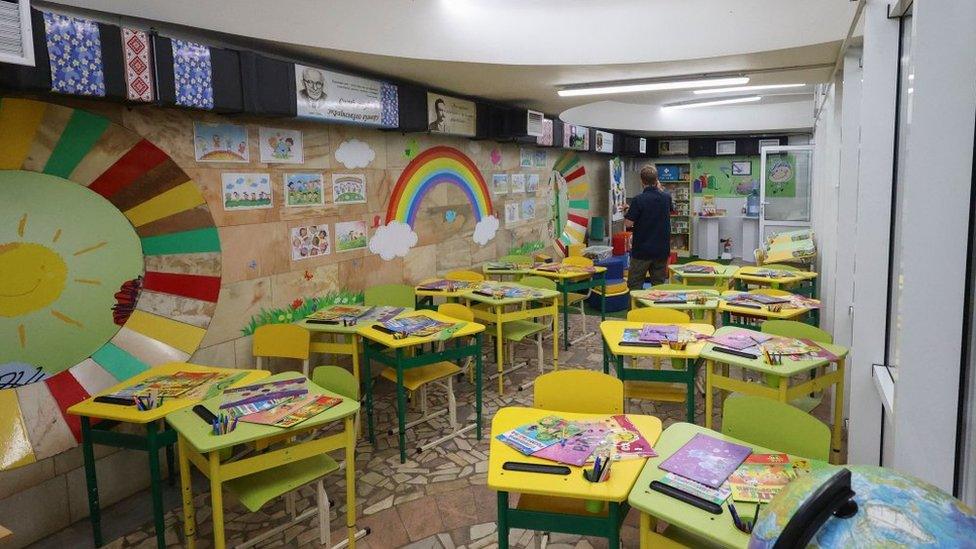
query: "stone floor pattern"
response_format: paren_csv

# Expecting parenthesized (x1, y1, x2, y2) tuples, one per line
(38, 314, 841, 549)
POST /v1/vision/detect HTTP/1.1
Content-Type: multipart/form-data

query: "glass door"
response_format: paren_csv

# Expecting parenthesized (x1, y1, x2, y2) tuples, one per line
(759, 145, 814, 243)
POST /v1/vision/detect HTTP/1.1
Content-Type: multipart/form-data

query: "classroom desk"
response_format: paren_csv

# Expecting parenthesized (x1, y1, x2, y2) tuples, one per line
(718, 291, 818, 328)
(413, 279, 479, 309)
(600, 321, 715, 422)
(482, 263, 535, 281)
(488, 407, 663, 549)
(700, 326, 849, 462)
(167, 372, 360, 549)
(528, 264, 607, 350)
(462, 283, 561, 394)
(629, 289, 720, 325)
(733, 265, 817, 290)
(358, 310, 486, 462)
(628, 422, 825, 548)
(67, 363, 268, 549)
(668, 264, 739, 288)
(762, 240, 816, 265)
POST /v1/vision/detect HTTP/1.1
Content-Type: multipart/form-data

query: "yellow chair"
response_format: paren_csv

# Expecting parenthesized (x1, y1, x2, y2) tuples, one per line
(445, 269, 485, 282)
(378, 304, 476, 453)
(626, 308, 691, 324)
(438, 303, 476, 381)
(750, 288, 792, 297)
(556, 256, 593, 337)
(252, 324, 310, 376)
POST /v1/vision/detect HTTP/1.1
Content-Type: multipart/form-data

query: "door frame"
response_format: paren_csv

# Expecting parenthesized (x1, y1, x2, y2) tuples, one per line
(759, 144, 814, 242)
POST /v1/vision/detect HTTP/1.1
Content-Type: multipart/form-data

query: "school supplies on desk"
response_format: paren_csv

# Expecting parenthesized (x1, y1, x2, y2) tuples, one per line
(595, 414, 658, 461)
(532, 422, 609, 466)
(416, 279, 474, 292)
(534, 263, 596, 274)
(360, 306, 405, 323)
(471, 283, 543, 300)
(239, 394, 343, 428)
(659, 473, 732, 506)
(382, 315, 456, 338)
(220, 378, 309, 416)
(108, 371, 221, 399)
(658, 433, 752, 489)
(184, 371, 249, 401)
(486, 261, 519, 270)
(708, 330, 772, 350)
(639, 324, 679, 343)
(730, 293, 790, 305)
(676, 264, 716, 274)
(496, 415, 583, 455)
(211, 412, 238, 436)
(727, 453, 796, 503)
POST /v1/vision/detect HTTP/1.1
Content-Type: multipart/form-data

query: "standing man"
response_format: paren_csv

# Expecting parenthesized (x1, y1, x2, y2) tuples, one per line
(625, 165, 672, 290)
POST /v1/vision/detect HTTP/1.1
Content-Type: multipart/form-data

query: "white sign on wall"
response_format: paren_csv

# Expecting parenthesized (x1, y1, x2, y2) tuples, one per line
(526, 109, 544, 137)
(295, 64, 398, 127)
(427, 92, 477, 137)
(595, 130, 614, 153)
(658, 139, 689, 156)
(638, 138, 647, 154)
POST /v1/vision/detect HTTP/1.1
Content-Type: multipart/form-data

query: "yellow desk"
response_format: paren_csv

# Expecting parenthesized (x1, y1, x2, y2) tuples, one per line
(600, 321, 715, 422)
(167, 372, 360, 549)
(358, 310, 486, 462)
(733, 265, 816, 289)
(414, 278, 479, 309)
(489, 407, 662, 549)
(68, 363, 268, 549)
(719, 290, 819, 329)
(462, 282, 561, 393)
(629, 288, 720, 325)
(482, 263, 536, 281)
(668, 264, 739, 288)
(529, 264, 608, 350)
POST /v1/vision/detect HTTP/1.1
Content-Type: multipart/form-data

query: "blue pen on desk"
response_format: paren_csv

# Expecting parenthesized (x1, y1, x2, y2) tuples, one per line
(728, 502, 742, 529)
(212, 418, 218, 435)
(592, 456, 601, 481)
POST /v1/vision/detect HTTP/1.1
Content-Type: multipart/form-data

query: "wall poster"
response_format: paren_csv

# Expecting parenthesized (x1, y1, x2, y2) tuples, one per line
(595, 130, 614, 153)
(427, 92, 477, 137)
(537, 118, 554, 146)
(332, 174, 368, 204)
(526, 109, 544, 137)
(291, 224, 331, 260)
(658, 139, 689, 156)
(259, 127, 303, 164)
(284, 173, 324, 207)
(194, 122, 248, 162)
(609, 157, 626, 222)
(222, 173, 272, 210)
(562, 124, 589, 151)
(295, 64, 398, 127)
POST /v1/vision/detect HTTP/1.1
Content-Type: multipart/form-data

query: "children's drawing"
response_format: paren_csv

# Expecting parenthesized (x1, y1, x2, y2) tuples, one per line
(290, 225, 330, 260)
(511, 173, 527, 193)
(334, 220, 369, 252)
(335, 138, 375, 169)
(492, 173, 509, 195)
(526, 173, 540, 193)
(519, 148, 533, 168)
(521, 198, 536, 220)
(533, 150, 547, 168)
(194, 122, 248, 162)
(332, 174, 367, 204)
(505, 201, 520, 224)
(490, 148, 502, 166)
(222, 173, 272, 210)
(259, 127, 303, 164)
(284, 173, 324, 207)
(609, 156, 626, 222)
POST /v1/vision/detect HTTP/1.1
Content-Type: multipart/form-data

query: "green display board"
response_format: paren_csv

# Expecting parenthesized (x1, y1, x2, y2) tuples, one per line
(691, 155, 796, 198)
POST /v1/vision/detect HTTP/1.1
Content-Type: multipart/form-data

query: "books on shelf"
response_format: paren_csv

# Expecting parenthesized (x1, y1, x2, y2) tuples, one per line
(658, 433, 751, 489)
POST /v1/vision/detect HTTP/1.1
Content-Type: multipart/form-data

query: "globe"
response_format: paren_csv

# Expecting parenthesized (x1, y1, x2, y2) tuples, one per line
(750, 465, 976, 548)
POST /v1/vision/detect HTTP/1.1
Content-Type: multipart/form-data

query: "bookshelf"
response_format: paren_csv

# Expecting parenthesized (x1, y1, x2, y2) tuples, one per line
(657, 162, 693, 258)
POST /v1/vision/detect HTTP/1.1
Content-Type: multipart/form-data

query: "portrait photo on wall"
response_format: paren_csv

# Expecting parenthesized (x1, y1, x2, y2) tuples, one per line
(259, 127, 303, 164)
(284, 173, 325, 207)
(291, 224, 331, 260)
(194, 122, 249, 162)
(222, 173, 272, 210)
(426, 92, 477, 137)
(295, 64, 395, 127)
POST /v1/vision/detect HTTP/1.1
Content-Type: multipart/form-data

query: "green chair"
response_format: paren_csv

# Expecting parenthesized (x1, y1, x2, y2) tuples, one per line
(721, 395, 831, 461)
(364, 283, 415, 308)
(761, 320, 832, 412)
(589, 216, 607, 243)
(499, 254, 533, 266)
(649, 283, 688, 291)
(313, 365, 361, 436)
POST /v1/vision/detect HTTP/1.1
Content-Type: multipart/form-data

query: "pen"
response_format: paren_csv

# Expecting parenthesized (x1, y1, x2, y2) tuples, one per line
(752, 502, 761, 526)
(728, 502, 742, 529)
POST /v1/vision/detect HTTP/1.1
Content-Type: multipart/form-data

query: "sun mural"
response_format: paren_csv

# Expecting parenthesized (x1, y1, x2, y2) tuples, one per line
(0, 98, 220, 470)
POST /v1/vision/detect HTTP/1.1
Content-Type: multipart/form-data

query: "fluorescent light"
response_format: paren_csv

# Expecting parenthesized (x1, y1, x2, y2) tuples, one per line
(662, 96, 762, 110)
(693, 83, 805, 94)
(557, 76, 749, 97)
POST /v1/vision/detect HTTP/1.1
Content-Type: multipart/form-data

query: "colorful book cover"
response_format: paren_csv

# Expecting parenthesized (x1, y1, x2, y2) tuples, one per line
(728, 453, 796, 503)
(736, 294, 790, 305)
(761, 336, 823, 357)
(274, 395, 342, 428)
(306, 305, 373, 321)
(382, 315, 454, 338)
(531, 422, 608, 466)
(788, 295, 821, 310)
(222, 397, 290, 418)
(658, 433, 752, 488)
(596, 415, 657, 461)
(678, 265, 716, 274)
(659, 473, 732, 505)
(112, 371, 221, 398)
(496, 415, 583, 455)
(239, 394, 343, 428)
(620, 328, 662, 347)
(361, 306, 405, 323)
(486, 262, 517, 270)
(183, 371, 249, 400)
(708, 330, 772, 350)
(638, 324, 679, 343)
(220, 378, 308, 410)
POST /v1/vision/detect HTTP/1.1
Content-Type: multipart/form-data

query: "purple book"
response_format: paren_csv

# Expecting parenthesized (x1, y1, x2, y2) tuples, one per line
(658, 433, 752, 488)
(639, 324, 679, 343)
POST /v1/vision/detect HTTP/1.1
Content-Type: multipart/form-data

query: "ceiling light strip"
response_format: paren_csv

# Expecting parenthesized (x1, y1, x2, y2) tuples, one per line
(662, 96, 762, 110)
(693, 83, 806, 95)
(557, 76, 749, 97)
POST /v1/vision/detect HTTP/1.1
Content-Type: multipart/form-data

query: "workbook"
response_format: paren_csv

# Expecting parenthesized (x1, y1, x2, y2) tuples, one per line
(382, 315, 455, 337)
(110, 371, 222, 398)
(708, 330, 772, 350)
(659, 473, 732, 505)
(753, 269, 794, 278)
(485, 261, 518, 270)
(639, 324, 679, 343)
(360, 306, 405, 323)
(761, 336, 824, 357)
(220, 378, 309, 415)
(416, 279, 474, 291)
(727, 453, 797, 503)
(733, 293, 791, 305)
(531, 422, 609, 466)
(534, 263, 595, 274)
(305, 305, 374, 322)
(496, 415, 583, 455)
(239, 394, 343, 428)
(595, 415, 657, 461)
(676, 264, 716, 274)
(471, 284, 542, 299)
(658, 433, 752, 489)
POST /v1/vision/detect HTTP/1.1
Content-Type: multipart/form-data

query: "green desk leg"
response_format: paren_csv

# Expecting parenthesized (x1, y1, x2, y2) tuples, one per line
(145, 422, 166, 549)
(475, 333, 484, 440)
(599, 274, 606, 323)
(363, 346, 375, 444)
(562, 284, 570, 350)
(80, 417, 102, 547)
(395, 347, 408, 464)
(685, 360, 696, 424)
(607, 502, 621, 549)
(498, 491, 510, 549)
(165, 430, 175, 485)
(602, 341, 610, 375)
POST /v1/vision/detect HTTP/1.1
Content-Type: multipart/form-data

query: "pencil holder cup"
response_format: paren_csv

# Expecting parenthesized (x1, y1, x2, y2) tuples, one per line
(667, 340, 689, 352)
(767, 304, 783, 313)
(694, 295, 708, 305)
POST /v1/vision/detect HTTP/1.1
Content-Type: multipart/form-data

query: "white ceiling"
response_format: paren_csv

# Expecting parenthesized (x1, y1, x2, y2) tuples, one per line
(49, 0, 858, 134)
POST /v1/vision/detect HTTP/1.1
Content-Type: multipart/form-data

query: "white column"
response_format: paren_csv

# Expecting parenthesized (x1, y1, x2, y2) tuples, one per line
(889, 0, 976, 492)
(847, 0, 899, 467)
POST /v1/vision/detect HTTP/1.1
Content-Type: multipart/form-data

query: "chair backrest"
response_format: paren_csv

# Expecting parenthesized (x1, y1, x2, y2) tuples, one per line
(311, 365, 359, 400)
(519, 275, 558, 291)
(534, 370, 623, 414)
(499, 254, 532, 266)
(626, 307, 691, 323)
(437, 303, 475, 322)
(650, 283, 688, 291)
(562, 256, 594, 267)
(589, 216, 606, 240)
(688, 260, 724, 267)
(445, 270, 485, 282)
(253, 324, 310, 360)
(763, 263, 801, 272)
(721, 395, 831, 461)
(750, 288, 792, 297)
(761, 320, 832, 344)
(364, 283, 415, 308)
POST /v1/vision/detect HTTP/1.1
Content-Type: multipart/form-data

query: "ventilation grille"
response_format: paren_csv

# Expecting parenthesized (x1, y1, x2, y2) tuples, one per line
(0, 0, 34, 67)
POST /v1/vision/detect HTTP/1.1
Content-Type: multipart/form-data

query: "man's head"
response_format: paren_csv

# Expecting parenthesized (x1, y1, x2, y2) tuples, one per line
(434, 98, 446, 118)
(640, 164, 659, 188)
(302, 68, 326, 100)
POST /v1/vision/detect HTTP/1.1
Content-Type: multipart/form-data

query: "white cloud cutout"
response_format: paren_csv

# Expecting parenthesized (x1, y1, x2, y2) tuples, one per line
(335, 138, 375, 169)
(472, 215, 500, 246)
(467, 140, 482, 155)
(369, 221, 418, 260)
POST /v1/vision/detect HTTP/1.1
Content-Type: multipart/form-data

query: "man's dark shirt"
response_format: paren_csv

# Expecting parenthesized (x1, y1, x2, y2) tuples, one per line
(625, 185, 672, 260)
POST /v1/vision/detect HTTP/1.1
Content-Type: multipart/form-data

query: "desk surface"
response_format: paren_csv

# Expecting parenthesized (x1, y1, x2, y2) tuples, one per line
(462, 282, 561, 306)
(669, 264, 739, 279)
(700, 326, 848, 377)
(487, 407, 662, 502)
(733, 266, 817, 284)
(631, 289, 720, 311)
(482, 264, 535, 275)
(356, 309, 485, 349)
(601, 321, 715, 359)
(298, 305, 412, 335)
(627, 422, 824, 548)
(67, 363, 269, 424)
(528, 264, 607, 280)
(718, 291, 817, 320)
(166, 372, 358, 453)
(414, 279, 480, 298)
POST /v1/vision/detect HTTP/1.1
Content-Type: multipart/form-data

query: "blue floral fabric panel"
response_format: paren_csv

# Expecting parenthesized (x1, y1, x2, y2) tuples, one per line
(381, 82, 399, 128)
(172, 39, 214, 109)
(43, 12, 106, 97)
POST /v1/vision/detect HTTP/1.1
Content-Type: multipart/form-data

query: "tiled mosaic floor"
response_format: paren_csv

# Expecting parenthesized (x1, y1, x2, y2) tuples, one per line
(37, 314, 842, 549)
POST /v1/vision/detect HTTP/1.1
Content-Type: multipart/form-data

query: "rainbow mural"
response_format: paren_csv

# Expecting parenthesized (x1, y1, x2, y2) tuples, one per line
(386, 146, 493, 226)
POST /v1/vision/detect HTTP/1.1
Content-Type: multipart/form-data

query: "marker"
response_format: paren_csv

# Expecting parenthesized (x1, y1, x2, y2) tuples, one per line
(728, 502, 743, 529)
